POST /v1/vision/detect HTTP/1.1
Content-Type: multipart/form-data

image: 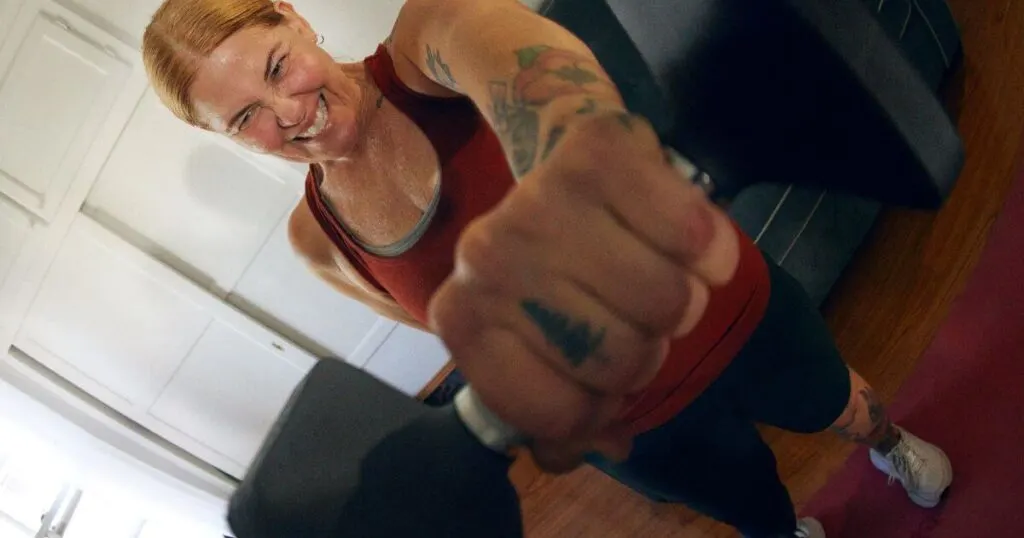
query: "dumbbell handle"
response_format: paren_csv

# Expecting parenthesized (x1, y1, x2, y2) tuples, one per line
(454, 386, 527, 453)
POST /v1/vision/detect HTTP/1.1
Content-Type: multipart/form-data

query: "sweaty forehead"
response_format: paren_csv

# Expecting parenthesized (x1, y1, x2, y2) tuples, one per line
(190, 27, 279, 127)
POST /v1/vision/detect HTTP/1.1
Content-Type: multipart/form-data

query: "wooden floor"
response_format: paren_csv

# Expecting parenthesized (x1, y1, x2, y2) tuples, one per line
(517, 1, 1024, 536)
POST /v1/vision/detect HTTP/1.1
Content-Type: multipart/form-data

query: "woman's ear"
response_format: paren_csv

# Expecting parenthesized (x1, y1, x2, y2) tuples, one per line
(275, 1, 316, 38)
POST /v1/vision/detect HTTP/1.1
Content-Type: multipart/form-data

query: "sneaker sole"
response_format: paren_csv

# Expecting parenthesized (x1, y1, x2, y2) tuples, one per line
(869, 449, 954, 508)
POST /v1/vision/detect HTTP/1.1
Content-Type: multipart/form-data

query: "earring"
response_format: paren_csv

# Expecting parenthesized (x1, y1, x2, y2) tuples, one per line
(317, 34, 325, 45)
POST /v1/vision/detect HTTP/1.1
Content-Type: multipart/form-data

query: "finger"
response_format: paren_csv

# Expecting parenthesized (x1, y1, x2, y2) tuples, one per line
(675, 271, 710, 337)
(530, 438, 591, 474)
(590, 427, 633, 463)
(605, 169, 739, 287)
(499, 192, 708, 336)
(432, 284, 620, 440)
(494, 282, 670, 395)
(553, 129, 740, 287)
(530, 426, 633, 473)
(447, 221, 670, 394)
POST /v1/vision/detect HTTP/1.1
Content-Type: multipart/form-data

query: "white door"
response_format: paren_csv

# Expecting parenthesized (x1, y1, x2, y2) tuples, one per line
(0, 6, 133, 221)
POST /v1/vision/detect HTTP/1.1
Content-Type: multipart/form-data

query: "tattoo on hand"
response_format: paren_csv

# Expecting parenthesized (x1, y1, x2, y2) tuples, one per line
(425, 45, 459, 89)
(489, 45, 623, 177)
(521, 299, 606, 367)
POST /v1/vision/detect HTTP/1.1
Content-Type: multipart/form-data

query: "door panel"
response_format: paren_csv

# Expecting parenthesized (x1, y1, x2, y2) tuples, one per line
(61, 0, 164, 43)
(15, 217, 212, 410)
(148, 319, 314, 469)
(0, 196, 31, 290)
(0, 9, 131, 221)
(363, 324, 450, 396)
(0, 0, 25, 42)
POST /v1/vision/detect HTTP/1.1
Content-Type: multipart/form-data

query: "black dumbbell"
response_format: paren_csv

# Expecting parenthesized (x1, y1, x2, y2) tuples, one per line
(228, 358, 525, 538)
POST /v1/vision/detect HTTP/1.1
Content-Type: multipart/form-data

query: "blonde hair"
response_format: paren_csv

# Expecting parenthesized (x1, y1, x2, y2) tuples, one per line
(142, 0, 284, 127)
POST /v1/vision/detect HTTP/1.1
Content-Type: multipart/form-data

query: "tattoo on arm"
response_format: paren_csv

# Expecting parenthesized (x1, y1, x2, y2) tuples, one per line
(425, 45, 459, 89)
(488, 45, 625, 177)
(521, 299, 606, 367)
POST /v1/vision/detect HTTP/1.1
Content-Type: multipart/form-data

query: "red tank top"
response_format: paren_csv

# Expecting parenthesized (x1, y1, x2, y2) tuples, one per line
(305, 45, 771, 434)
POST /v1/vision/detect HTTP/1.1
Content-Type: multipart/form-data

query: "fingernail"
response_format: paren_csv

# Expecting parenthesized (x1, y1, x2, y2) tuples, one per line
(682, 202, 715, 257)
(674, 279, 710, 337)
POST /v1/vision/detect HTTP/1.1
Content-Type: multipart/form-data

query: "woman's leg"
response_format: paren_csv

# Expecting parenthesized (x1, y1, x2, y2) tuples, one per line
(828, 369, 900, 453)
(724, 255, 952, 507)
(588, 384, 799, 538)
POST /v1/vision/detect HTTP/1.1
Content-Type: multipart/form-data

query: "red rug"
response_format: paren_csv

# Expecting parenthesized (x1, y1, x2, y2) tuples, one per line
(803, 169, 1024, 535)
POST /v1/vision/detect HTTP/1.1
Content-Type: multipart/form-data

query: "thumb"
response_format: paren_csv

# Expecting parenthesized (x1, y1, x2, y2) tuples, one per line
(590, 425, 634, 463)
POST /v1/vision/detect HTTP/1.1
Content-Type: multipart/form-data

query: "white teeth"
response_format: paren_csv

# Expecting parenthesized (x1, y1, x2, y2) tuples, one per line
(298, 96, 327, 140)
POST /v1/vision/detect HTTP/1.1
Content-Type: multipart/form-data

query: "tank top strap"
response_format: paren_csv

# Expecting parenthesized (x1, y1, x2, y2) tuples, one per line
(303, 166, 389, 294)
(364, 44, 481, 163)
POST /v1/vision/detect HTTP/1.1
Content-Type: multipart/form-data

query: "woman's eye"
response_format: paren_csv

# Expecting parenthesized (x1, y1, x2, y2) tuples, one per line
(271, 56, 287, 79)
(239, 108, 256, 130)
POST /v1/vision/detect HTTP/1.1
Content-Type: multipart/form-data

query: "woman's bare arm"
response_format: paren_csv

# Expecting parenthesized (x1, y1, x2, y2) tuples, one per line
(389, 0, 632, 180)
(287, 205, 428, 331)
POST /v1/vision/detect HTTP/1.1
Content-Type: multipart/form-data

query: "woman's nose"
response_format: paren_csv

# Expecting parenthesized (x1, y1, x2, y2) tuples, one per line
(273, 96, 306, 129)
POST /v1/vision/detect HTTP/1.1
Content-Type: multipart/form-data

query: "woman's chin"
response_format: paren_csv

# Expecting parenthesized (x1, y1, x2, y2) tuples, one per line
(301, 116, 357, 161)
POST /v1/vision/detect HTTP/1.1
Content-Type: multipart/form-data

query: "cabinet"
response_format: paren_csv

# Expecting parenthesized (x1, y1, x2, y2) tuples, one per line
(0, 5, 134, 221)
(60, 0, 164, 44)
(16, 217, 213, 410)
(364, 324, 451, 395)
(15, 216, 317, 475)
(0, 196, 31, 290)
(84, 90, 304, 295)
(0, 0, 26, 39)
(83, 90, 391, 364)
(147, 320, 312, 467)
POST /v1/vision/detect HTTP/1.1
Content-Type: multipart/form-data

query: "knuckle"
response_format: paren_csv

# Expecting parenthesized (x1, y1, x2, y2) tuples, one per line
(617, 337, 667, 391)
(427, 283, 476, 351)
(455, 218, 507, 277)
(660, 269, 697, 324)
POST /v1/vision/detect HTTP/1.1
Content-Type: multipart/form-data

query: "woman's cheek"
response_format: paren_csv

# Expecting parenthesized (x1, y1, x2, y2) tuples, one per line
(235, 125, 277, 155)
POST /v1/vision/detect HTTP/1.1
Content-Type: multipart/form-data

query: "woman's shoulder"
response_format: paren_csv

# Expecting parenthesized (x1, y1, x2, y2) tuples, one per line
(288, 200, 334, 269)
(380, 7, 463, 99)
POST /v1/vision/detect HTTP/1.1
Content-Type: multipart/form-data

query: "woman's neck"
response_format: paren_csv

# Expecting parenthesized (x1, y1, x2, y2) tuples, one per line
(317, 61, 390, 173)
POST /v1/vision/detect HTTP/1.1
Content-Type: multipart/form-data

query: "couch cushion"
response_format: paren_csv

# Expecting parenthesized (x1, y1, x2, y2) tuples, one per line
(729, 184, 881, 306)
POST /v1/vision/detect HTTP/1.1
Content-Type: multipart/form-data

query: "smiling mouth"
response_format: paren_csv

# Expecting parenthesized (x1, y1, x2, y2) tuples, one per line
(294, 94, 328, 142)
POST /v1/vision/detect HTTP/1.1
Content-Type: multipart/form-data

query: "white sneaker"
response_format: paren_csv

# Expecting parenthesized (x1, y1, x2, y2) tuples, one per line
(869, 427, 953, 508)
(794, 517, 826, 538)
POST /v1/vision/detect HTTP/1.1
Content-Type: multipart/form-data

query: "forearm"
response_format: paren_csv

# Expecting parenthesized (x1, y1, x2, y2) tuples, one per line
(396, 0, 633, 179)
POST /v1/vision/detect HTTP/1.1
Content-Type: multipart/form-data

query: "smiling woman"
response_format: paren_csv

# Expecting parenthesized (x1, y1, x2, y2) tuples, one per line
(144, 1, 370, 161)
(140, 1, 952, 537)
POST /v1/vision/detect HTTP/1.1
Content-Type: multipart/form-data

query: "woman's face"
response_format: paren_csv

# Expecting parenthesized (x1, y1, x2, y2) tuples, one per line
(190, 5, 364, 163)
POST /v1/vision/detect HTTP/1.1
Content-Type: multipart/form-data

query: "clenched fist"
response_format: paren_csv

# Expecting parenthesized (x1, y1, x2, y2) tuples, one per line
(429, 111, 740, 471)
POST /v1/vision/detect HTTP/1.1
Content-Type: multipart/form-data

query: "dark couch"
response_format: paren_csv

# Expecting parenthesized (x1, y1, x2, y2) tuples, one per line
(540, 0, 963, 305)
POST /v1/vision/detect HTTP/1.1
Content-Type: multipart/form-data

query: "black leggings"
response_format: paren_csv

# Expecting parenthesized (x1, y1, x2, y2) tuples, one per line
(587, 254, 852, 537)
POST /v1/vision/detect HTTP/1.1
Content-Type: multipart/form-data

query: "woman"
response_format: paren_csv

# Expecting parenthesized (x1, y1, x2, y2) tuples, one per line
(142, 1, 952, 536)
